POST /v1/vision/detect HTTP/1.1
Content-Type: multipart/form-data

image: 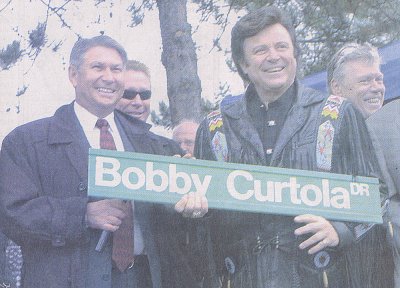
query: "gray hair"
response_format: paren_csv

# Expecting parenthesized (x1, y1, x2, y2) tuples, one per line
(69, 35, 127, 68)
(126, 60, 150, 79)
(327, 42, 381, 94)
(231, 6, 299, 82)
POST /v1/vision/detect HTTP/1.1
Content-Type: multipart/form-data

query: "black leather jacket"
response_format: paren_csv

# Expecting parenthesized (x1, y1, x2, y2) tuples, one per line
(194, 82, 392, 288)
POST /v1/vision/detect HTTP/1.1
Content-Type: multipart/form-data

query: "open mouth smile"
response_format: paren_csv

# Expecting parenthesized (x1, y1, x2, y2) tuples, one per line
(97, 87, 116, 93)
(364, 96, 382, 104)
(265, 66, 285, 73)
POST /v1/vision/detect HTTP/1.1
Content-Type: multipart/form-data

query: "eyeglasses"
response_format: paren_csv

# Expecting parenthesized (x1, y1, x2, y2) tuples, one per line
(122, 89, 152, 100)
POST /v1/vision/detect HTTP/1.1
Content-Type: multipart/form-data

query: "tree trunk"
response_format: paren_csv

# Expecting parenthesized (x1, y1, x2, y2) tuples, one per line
(157, 0, 202, 126)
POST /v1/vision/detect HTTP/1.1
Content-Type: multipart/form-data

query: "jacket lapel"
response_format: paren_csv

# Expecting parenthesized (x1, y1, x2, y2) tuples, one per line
(115, 111, 155, 154)
(271, 84, 325, 164)
(47, 103, 90, 180)
(223, 96, 266, 164)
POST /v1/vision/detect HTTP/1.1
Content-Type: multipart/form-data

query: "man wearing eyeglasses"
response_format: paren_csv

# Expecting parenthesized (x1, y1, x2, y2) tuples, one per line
(116, 60, 152, 122)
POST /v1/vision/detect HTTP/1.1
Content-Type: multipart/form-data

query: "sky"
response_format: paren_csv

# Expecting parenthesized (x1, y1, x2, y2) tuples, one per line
(0, 0, 244, 141)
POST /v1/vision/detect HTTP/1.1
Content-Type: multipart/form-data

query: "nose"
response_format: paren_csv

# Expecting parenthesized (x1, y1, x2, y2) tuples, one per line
(101, 67, 114, 82)
(266, 48, 280, 62)
(181, 143, 189, 153)
(181, 142, 194, 155)
(130, 94, 144, 106)
(370, 79, 385, 93)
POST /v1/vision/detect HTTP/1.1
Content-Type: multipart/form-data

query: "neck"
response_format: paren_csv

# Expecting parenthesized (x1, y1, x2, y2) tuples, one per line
(254, 86, 284, 106)
(75, 100, 114, 119)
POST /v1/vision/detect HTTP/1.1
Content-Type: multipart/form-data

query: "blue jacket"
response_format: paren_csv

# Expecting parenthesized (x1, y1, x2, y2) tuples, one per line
(0, 103, 183, 288)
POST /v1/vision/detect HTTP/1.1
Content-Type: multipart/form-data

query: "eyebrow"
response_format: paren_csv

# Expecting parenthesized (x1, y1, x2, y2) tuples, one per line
(251, 44, 269, 52)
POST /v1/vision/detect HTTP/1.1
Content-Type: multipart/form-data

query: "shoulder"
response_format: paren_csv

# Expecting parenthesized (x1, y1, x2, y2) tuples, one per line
(295, 84, 327, 113)
(199, 104, 228, 137)
(3, 104, 73, 145)
(151, 131, 178, 147)
(301, 85, 327, 100)
(368, 99, 400, 125)
(3, 117, 52, 146)
(313, 93, 363, 123)
(149, 131, 183, 155)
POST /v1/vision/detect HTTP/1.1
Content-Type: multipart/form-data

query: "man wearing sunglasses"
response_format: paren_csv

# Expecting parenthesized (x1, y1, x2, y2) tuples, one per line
(116, 60, 152, 122)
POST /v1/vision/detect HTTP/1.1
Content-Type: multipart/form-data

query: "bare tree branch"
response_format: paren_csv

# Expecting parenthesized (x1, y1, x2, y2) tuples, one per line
(0, 0, 12, 13)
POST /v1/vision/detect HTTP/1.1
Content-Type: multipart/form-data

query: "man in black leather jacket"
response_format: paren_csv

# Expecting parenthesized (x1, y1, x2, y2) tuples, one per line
(194, 6, 391, 288)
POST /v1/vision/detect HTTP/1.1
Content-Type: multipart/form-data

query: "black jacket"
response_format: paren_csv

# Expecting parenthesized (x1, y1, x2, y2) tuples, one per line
(195, 83, 392, 288)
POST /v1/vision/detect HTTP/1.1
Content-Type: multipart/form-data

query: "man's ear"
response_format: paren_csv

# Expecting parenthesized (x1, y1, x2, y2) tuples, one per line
(330, 79, 342, 96)
(68, 65, 78, 87)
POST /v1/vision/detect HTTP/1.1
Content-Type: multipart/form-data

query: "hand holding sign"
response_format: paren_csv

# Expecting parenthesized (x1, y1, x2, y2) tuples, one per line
(294, 214, 339, 254)
(173, 153, 208, 218)
(174, 192, 208, 218)
(86, 199, 128, 232)
(88, 149, 382, 224)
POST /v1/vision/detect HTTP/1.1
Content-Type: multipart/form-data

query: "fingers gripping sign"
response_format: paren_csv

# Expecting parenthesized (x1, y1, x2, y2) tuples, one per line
(294, 214, 339, 254)
(174, 192, 208, 218)
(86, 199, 128, 232)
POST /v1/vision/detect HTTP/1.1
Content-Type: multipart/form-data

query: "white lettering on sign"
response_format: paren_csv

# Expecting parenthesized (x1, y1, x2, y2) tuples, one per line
(95, 157, 212, 195)
(226, 170, 254, 200)
(226, 172, 353, 209)
(94, 157, 367, 210)
(350, 182, 370, 196)
(95, 156, 121, 187)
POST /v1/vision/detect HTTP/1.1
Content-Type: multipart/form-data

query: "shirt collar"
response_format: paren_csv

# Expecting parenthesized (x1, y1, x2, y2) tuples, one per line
(246, 83, 296, 115)
(74, 101, 117, 132)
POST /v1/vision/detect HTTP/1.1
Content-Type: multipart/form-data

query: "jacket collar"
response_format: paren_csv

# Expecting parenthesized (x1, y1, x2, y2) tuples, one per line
(222, 80, 327, 165)
(114, 109, 153, 136)
(46, 102, 155, 179)
(46, 102, 89, 179)
(48, 102, 82, 145)
(47, 102, 154, 145)
(224, 80, 325, 120)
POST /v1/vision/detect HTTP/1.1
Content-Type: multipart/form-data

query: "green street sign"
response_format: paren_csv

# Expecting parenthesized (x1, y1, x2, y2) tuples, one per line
(88, 148, 382, 223)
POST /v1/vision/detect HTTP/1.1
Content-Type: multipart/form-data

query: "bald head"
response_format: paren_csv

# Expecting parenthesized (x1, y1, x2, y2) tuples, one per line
(172, 120, 199, 155)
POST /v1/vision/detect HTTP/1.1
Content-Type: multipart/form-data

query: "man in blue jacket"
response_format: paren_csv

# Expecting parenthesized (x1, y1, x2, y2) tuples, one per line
(0, 35, 206, 288)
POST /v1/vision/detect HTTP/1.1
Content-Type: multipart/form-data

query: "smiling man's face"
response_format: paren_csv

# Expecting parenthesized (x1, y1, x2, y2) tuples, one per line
(116, 70, 151, 122)
(69, 46, 125, 118)
(332, 60, 385, 118)
(240, 23, 297, 103)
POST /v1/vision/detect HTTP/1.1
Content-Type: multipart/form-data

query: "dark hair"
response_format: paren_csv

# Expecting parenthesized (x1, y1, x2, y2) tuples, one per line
(327, 42, 381, 94)
(69, 35, 127, 68)
(231, 6, 299, 82)
(126, 60, 151, 79)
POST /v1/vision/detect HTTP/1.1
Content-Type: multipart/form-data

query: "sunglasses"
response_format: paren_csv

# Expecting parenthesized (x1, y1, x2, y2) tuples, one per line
(122, 89, 152, 100)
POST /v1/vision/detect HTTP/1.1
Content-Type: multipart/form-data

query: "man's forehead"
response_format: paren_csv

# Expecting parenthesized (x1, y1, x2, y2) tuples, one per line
(344, 59, 382, 74)
(125, 70, 151, 85)
(174, 122, 199, 134)
(246, 24, 292, 44)
(83, 46, 124, 63)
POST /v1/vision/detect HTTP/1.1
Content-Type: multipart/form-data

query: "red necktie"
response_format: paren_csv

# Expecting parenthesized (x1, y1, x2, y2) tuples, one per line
(96, 119, 134, 272)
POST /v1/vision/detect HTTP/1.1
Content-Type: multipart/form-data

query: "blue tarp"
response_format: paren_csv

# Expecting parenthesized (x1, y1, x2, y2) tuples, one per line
(302, 40, 400, 101)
